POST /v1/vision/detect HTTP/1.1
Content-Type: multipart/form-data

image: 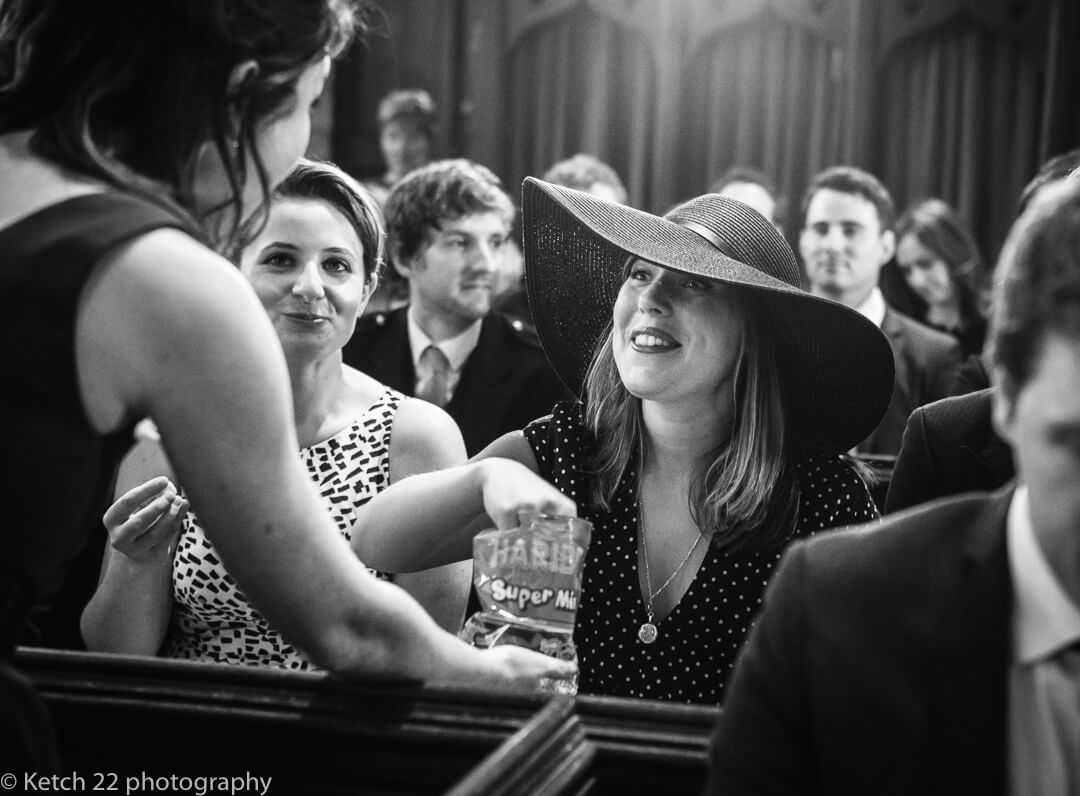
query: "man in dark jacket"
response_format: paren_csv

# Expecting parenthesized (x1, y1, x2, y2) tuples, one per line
(343, 159, 567, 455)
(799, 165, 962, 455)
(708, 180, 1080, 796)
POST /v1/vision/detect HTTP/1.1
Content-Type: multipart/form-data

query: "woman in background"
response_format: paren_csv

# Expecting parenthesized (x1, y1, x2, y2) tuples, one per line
(82, 160, 472, 665)
(894, 198, 990, 358)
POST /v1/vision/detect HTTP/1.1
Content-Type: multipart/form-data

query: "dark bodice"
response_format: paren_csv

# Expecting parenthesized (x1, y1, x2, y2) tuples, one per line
(525, 401, 879, 704)
(0, 193, 188, 653)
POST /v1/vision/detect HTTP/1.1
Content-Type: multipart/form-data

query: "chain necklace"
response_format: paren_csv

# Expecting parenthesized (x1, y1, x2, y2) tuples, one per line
(637, 499, 703, 645)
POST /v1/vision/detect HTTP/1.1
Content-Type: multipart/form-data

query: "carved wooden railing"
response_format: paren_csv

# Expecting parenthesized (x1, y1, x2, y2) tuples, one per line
(15, 648, 719, 795)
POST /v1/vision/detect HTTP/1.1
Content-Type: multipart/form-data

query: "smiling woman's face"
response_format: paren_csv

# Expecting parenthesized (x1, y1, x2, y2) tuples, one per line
(611, 259, 745, 409)
(239, 196, 372, 361)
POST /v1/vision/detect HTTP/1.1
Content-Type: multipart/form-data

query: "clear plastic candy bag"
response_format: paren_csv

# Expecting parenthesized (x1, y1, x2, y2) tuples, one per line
(459, 511, 592, 694)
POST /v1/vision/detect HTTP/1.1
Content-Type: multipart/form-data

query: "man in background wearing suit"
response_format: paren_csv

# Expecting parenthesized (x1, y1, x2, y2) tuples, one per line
(707, 180, 1080, 796)
(799, 165, 962, 455)
(343, 159, 567, 456)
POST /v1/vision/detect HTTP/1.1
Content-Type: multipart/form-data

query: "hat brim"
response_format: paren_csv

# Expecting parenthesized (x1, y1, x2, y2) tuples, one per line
(521, 177, 895, 452)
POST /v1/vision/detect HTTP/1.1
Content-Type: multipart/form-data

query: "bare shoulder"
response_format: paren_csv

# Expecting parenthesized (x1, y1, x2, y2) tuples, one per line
(472, 429, 537, 469)
(388, 398, 468, 479)
(339, 363, 394, 408)
(83, 228, 262, 354)
(79, 227, 284, 427)
(101, 228, 250, 301)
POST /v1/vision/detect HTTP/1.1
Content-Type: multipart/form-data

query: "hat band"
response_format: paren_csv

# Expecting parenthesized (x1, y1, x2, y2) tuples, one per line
(676, 219, 728, 254)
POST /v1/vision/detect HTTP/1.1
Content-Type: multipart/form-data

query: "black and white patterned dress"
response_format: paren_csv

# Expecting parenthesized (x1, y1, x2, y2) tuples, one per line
(524, 401, 879, 705)
(165, 388, 403, 669)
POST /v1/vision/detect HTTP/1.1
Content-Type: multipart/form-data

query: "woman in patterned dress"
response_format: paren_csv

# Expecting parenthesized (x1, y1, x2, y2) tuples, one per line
(81, 160, 472, 666)
(1, 0, 571, 694)
(355, 178, 897, 703)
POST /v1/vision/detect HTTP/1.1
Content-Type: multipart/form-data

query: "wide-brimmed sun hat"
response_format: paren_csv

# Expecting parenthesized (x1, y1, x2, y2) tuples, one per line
(521, 177, 895, 452)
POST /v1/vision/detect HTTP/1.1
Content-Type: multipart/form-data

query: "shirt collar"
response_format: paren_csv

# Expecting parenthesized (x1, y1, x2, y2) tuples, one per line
(853, 287, 887, 328)
(406, 309, 482, 373)
(1007, 484, 1080, 664)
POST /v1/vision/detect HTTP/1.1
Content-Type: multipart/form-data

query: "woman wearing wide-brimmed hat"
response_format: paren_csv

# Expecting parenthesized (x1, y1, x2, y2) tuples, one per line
(356, 177, 895, 704)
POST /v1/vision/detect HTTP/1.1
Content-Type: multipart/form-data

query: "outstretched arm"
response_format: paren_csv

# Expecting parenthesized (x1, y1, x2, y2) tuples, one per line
(352, 430, 554, 573)
(381, 398, 472, 632)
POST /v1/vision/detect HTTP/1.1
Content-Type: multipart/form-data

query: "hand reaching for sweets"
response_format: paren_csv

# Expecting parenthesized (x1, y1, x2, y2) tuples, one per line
(476, 459, 578, 531)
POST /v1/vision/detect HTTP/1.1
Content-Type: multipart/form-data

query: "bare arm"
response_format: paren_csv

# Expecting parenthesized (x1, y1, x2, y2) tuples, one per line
(80, 438, 182, 654)
(353, 429, 547, 573)
(77, 231, 572, 688)
(380, 398, 472, 632)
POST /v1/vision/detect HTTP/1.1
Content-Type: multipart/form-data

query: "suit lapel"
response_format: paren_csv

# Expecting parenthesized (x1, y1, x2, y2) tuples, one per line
(858, 308, 909, 454)
(960, 438, 1015, 484)
(373, 310, 417, 395)
(881, 308, 914, 405)
(958, 391, 1015, 485)
(446, 316, 512, 453)
(928, 488, 1012, 793)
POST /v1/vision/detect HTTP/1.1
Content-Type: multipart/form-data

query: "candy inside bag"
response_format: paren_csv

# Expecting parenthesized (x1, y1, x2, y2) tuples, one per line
(459, 512, 592, 693)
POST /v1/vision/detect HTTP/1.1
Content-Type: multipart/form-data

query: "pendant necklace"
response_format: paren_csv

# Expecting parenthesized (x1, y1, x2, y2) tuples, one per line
(637, 498, 703, 645)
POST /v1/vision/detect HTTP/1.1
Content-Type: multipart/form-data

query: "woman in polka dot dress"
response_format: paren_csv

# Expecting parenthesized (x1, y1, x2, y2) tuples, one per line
(358, 178, 896, 704)
(81, 160, 472, 666)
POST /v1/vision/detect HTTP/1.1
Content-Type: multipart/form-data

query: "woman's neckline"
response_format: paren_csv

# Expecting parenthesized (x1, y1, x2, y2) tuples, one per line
(0, 191, 110, 238)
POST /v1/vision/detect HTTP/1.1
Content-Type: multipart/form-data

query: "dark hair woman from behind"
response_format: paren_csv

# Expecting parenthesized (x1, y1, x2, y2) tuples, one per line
(0, 0, 573, 696)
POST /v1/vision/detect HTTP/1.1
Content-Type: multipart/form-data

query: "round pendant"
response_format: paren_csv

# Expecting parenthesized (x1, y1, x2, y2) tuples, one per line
(638, 622, 658, 644)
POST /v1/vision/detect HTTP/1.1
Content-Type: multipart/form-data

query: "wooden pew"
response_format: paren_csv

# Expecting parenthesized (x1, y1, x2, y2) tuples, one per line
(575, 696, 716, 794)
(446, 697, 593, 796)
(15, 647, 545, 795)
(445, 695, 716, 794)
(16, 648, 720, 795)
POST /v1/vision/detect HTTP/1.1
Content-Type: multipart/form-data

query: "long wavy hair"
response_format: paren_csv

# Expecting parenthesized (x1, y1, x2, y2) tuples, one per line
(0, 0, 364, 252)
(583, 285, 800, 554)
(895, 198, 991, 328)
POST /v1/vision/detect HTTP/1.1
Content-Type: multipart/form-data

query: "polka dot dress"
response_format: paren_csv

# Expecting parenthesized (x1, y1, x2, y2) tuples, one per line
(524, 402, 878, 705)
(166, 389, 403, 670)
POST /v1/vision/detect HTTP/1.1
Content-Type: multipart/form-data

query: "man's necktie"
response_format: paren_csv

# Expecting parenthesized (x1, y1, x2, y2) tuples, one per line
(1013, 642, 1080, 796)
(416, 344, 451, 407)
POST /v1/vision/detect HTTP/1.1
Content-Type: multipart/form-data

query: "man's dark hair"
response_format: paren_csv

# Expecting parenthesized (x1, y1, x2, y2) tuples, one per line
(800, 165, 896, 231)
(988, 179, 1080, 399)
(384, 159, 514, 266)
(1017, 148, 1080, 215)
